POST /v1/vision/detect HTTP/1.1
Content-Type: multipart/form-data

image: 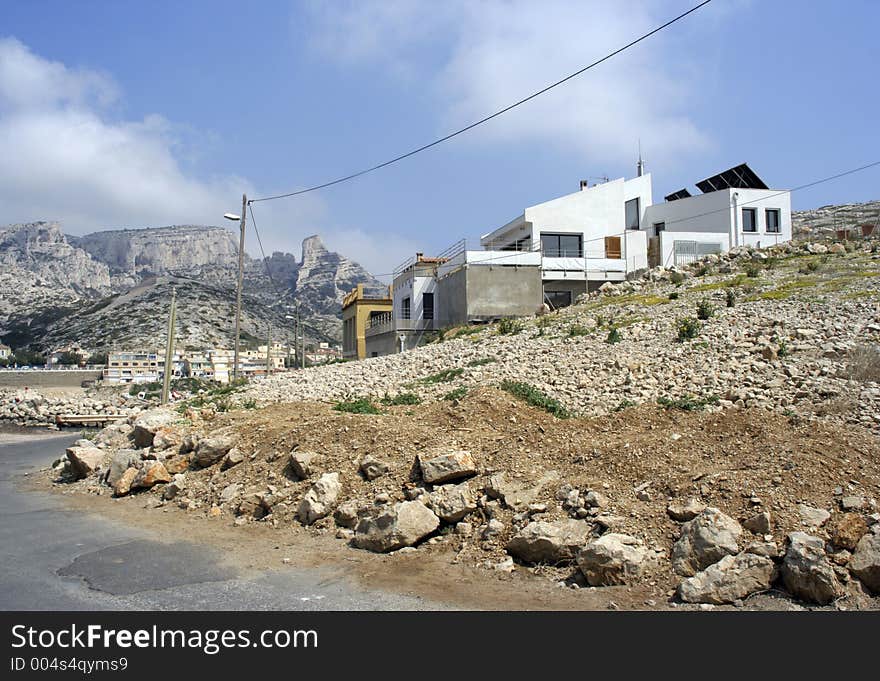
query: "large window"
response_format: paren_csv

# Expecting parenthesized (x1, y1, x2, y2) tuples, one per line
(540, 232, 583, 257)
(401, 297, 411, 320)
(422, 293, 434, 320)
(625, 198, 641, 230)
(742, 208, 757, 232)
(765, 209, 780, 233)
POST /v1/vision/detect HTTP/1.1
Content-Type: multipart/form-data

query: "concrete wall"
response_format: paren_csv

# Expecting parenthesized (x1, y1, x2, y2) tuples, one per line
(436, 265, 541, 326)
(437, 267, 469, 327)
(0, 370, 102, 388)
(364, 330, 399, 358)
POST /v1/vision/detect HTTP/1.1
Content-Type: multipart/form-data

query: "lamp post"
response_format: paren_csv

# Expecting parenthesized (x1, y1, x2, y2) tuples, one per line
(224, 195, 247, 381)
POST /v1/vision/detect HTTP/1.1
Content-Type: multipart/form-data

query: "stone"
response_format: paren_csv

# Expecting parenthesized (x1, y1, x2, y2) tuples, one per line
(219, 483, 242, 504)
(576, 533, 647, 586)
(798, 504, 831, 528)
(456, 521, 474, 538)
(506, 519, 593, 565)
(419, 450, 477, 484)
(830, 513, 868, 551)
(672, 507, 743, 577)
(428, 482, 477, 523)
(333, 501, 360, 529)
(179, 432, 200, 455)
(66, 446, 106, 479)
(193, 436, 235, 468)
(237, 492, 268, 519)
(678, 553, 777, 604)
(289, 450, 319, 479)
(743, 511, 772, 535)
(840, 496, 865, 511)
(162, 474, 186, 500)
(353, 500, 440, 553)
(131, 410, 177, 448)
(745, 541, 781, 559)
(297, 472, 342, 525)
(849, 533, 880, 594)
(761, 345, 778, 361)
(358, 454, 390, 481)
(113, 467, 138, 496)
(667, 498, 706, 522)
(483, 519, 504, 539)
(152, 427, 182, 451)
(221, 448, 244, 470)
(163, 455, 190, 474)
(484, 472, 539, 511)
(106, 449, 140, 486)
(131, 461, 171, 490)
(781, 532, 845, 605)
(583, 490, 608, 508)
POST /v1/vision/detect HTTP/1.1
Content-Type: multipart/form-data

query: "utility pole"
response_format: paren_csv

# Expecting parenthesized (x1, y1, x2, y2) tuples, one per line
(233, 193, 247, 381)
(295, 302, 301, 369)
(300, 306, 306, 369)
(161, 287, 177, 405)
(265, 320, 272, 376)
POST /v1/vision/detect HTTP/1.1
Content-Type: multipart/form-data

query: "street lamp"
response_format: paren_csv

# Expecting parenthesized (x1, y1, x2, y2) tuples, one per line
(224, 196, 247, 381)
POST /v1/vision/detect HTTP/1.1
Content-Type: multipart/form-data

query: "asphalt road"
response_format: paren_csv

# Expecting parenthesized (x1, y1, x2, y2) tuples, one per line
(0, 433, 443, 611)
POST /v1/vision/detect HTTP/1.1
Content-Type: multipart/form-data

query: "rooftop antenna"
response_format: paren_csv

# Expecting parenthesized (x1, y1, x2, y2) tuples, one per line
(637, 139, 645, 177)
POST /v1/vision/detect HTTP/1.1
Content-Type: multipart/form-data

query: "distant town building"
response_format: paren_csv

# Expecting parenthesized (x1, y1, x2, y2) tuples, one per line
(0, 343, 11, 360)
(342, 284, 392, 360)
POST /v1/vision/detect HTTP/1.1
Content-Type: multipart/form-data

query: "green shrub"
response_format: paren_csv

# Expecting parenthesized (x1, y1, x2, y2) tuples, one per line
(333, 397, 381, 414)
(443, 387, 468, 401)
(418, 368, 464, 384)
(613, 399, 635, 412)
(677, 317, 701, 341)
(467, 357, 496, 367)
(696, 299, 715, 320)
(668, 291, 680, 300)
(240, 397, 258, 410)
(381, 392, 421, 406)
(657, 394, 719, 411)
(777, 338, 789, 358)
(499, 380, 571, 418)
(568, 324, 591, 337)
(695, 265, 711, 277)
(498, 317, 524, 335)
(670, 271, 686, 285)
(725, 288, 737, 308)
(745, 264, 762, 278)
(605, 327, 622, 344)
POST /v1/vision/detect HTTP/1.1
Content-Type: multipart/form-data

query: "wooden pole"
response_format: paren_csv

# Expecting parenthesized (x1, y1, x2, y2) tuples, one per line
(233, 193, 247, 381)
(161, 287, 177, 404)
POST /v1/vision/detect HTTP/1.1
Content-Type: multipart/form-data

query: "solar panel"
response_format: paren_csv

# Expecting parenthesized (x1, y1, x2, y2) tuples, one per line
(665, 188, 692, 202)
(695, 163, 769, 193)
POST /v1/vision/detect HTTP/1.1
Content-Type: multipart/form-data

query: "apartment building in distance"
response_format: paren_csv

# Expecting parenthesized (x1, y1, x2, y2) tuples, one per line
(342, 284, 392, 360)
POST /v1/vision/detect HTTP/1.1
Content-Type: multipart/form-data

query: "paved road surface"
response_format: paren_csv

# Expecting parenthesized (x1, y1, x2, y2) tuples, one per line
(0, 433, 443, 610)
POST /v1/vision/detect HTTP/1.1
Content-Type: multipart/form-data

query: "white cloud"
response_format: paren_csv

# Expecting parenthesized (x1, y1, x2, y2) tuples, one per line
(304, 0, 715, 166)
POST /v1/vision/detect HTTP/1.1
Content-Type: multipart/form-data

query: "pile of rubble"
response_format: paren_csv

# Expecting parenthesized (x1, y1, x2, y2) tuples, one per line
(49, 386, 880, 609)
(0, 388, 137, 428)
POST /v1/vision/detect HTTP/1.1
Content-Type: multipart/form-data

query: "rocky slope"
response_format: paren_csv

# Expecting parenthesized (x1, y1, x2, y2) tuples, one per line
(0, 222, 383, 351)
(793, 199, 880, 239)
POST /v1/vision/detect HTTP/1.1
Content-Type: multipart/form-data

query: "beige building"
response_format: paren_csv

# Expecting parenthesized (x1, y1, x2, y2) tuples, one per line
(342, 284, 392, 360)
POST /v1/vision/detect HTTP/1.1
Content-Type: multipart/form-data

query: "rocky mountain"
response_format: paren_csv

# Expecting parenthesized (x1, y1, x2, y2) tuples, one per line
(792, 199, 880, 239)
(0, 222, 383, 353)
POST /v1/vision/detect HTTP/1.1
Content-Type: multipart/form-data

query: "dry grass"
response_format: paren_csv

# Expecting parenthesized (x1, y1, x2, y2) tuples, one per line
(847, 344, 880, 382)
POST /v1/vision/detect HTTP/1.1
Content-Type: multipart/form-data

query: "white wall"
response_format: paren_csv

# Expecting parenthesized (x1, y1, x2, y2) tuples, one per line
(392, 273, 436, 326)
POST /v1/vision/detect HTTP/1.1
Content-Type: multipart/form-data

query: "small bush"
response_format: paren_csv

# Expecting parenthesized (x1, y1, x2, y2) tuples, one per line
(499, 380, 571, 418)
(568, 324, 591, 337)
(695, 264, 712, 277)
(668, 291, 680, 300)
(670, 271, 686, 285)
(240, 397, 258, 410)
(443, 387, 468, 401)
(605, 327, 622, 344)
(847, 344, 880, 382)
(696, 299, 715, 320)
(334, 397, 381, 414)
(745, 264, 762, 278)
(725, 288, 737, 308)
(467, 357, 496, 367)
(657, 394, 720, 411)
(613, 399, 635, 412)
(418, 368, 464, 384)
(677, 317, 701, 341)
(777, 338, 789, 358)
(498, 317, 523, 335)
(381, 392, 421, 406)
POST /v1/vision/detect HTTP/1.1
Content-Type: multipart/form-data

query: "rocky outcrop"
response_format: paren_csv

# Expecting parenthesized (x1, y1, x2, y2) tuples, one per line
(576, 533, 648, 586)
(353, 501, 440, 552)
(506, 519, 593, 564)
(672, 507, 742, 576)
(781, 532, 845, 605)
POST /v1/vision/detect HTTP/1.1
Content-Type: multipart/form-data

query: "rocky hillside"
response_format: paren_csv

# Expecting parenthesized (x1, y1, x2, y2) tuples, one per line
(0, 222, 383, 352)
(793, 199, 880, 239)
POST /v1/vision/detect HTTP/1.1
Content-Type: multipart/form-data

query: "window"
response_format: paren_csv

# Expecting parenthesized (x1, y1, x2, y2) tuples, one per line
(742, 208, 757, 232)
(653, 222, 665, 234)
(401, 297, 411, 320)
(544, 291, 572, 309)
(604, 236, 622, 259)
(422, 292, 434, 320)
(625, 198, 641, 230)
(765, 209, 780, 233)
(540, 232, 583, 257)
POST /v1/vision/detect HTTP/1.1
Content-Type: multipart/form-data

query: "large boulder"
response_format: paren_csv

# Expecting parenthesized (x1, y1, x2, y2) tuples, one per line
(353, 501, 440, 552)
(297, 472, 342, 525)
(66, 446, 106, 480)
(193, 436, 235, 468)
(672, 507, 743, 576)
(678, 552, 777, 604)
(428, 482, 477, 523)
(131, 410, 178, 448)
(419, 450, 477, 484)
(781, 532, 845, 604)
(830, 513, 868, 551)
(576, 533, 647, 586)
(131, 461, 171, 490)
(112, 467, 138, 496)
(289, 451, 319, 479)
(506, 520, 593, 565)
(106, 449, 140, 487)
(849, 532, 880, 594)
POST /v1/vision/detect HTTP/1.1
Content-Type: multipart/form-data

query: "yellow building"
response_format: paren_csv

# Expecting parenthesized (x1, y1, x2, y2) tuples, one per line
(342, 284, 392, 360)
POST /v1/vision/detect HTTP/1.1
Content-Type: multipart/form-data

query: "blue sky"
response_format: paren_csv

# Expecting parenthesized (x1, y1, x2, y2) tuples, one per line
(2, 0, 878, 275)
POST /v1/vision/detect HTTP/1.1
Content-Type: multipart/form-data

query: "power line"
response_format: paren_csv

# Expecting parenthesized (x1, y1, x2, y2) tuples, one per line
(250, 0, 714, 203)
